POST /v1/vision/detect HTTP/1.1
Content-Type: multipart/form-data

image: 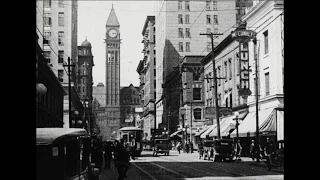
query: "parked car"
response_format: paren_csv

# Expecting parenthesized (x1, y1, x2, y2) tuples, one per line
(203, 139, 234, 162)
(153, 139, 170, 156)
(266, 140, 284, 171)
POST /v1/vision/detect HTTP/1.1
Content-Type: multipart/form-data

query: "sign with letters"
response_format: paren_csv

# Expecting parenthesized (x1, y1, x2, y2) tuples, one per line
(238, 42, 252, 97)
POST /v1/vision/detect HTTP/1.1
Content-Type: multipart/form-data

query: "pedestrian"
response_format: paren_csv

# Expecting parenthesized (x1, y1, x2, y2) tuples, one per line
(185, 141, 190, 153)
(249, 139, 255, 161)
(265, 139, 276, 171)
(114, 138, 131, 180)
(190, 142, 194, 153)
(104, 141, 113, 170)
(235, 139, 242, 161)
(176, 141, 181, 154)
(198, 141, 204, 159)
(91, 139, 103, 172)
(130, 139, 136, 160)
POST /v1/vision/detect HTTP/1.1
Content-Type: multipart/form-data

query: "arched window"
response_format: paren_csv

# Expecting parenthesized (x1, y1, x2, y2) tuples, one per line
(193, 108, 202, 120)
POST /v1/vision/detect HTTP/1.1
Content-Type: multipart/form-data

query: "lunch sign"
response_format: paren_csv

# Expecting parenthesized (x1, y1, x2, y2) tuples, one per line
(231, 27, 256, 98)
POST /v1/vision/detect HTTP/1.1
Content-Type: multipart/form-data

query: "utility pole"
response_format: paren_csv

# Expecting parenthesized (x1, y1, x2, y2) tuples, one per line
(253, 37, 260, 162)
(63, 57, 75, 128)
(190, 102, 192, 143)
(200, 32, 223, 139)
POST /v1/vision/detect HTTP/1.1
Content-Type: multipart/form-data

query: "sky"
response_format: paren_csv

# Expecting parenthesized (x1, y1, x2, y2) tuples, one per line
(78, 1, 156, 87)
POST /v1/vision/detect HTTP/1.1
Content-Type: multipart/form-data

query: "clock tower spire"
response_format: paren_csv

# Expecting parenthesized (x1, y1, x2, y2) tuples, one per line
(105, 5, 120, 139)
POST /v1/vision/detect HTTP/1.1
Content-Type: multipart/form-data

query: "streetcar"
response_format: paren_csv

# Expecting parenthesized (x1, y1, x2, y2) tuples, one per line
(36, 128, 100, 180)
(118, 127, 144, 156)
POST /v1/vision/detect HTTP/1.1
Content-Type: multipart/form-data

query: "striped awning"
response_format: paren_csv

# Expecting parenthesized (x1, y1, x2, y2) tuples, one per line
(194, 125, 210, 137)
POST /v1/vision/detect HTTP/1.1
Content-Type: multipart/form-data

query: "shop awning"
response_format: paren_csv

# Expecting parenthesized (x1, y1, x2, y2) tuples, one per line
(230, 108, 275, 138)
(209, 115, 234, 137)
(194, 125, 210, 137)
(259, 109, 277, 136)
(200, 125, 217, 138)
(170, 130, 183, 137)
(221, 111, 248, 137)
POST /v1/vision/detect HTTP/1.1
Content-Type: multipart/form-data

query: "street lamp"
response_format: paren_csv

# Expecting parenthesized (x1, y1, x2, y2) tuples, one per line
(82, 99, 89, 133)
(233, 111, 240, 159)
(183, 83, 193, 147)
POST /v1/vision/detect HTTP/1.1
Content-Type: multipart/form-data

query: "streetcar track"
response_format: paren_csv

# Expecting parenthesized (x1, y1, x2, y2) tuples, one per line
(131, 154, 246, 180)
(158, 155, 247, 177)
(132, 159, 187, 180)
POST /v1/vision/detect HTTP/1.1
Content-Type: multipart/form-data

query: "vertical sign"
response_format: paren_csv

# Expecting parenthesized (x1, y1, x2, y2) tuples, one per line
(238, 41, 252, 98)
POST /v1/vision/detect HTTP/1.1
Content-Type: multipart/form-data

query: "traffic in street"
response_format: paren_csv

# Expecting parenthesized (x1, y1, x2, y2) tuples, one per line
(100, 150, 284, 180)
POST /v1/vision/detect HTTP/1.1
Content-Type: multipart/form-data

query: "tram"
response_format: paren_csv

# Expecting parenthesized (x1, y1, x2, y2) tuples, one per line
(118, 127, 143, 156)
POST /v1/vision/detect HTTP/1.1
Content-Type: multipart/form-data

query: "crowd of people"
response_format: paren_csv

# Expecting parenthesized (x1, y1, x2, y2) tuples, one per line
(90, 138, 136, 180)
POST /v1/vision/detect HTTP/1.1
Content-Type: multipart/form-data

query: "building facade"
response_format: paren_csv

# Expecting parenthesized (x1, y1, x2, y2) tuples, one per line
(243, 0, 284, 141)
(92, 83, 108, 140)
(138, 16, 156, 141)
(120, 84, 142, 128)
(37, 32, 66, 128)
(200, 0, 284, 148)
(36, 0, 80, 128)
(179, 55, 205, 145)
(77, 38, 94, 133)
(105, 6, 121, 137)
(154, 0, 237, 136)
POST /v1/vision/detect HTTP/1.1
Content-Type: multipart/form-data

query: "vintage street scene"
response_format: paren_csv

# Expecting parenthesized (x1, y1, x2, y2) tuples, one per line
(36, 0, 284, 180)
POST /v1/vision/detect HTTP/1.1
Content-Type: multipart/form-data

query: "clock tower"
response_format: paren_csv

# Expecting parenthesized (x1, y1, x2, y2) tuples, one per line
(105, 5, 121, 136)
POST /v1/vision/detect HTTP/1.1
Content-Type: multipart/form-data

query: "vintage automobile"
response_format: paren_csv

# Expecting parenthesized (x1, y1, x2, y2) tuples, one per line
(36, 128, 100, 180)
(266, 140, 284, 171)
(203, 139, 234, 162)
(153, 139, 170, 156)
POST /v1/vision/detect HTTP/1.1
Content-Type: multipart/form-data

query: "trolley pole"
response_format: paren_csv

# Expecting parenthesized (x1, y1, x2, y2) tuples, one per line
(200, 32, 223, 139)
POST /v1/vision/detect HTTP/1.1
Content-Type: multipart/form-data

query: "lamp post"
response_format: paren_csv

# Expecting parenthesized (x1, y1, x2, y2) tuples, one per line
(82, 99, 89, 133)
(233, 111, 240, 142)
(183, 83, 193, 146)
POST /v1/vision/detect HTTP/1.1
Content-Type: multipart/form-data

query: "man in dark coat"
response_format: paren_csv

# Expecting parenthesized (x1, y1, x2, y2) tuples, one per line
(114, 139, 130, 180)
(104, 141, 113, 169)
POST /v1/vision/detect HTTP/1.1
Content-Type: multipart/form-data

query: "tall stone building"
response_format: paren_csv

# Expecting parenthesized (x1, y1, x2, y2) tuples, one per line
(137, 16, 156, 141)
(36, 0, 81, 128)
(105, 6, 121, 137)
(77, 38, 94, 133)
(154, 0, 237, 136)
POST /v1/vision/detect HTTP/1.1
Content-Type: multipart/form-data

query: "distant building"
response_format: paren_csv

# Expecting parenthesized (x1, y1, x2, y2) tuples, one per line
(77, 38, 94, 133)
(137, 16, 156, 141)
(92, 83, 107, 139)
(120, 84, 142, 129)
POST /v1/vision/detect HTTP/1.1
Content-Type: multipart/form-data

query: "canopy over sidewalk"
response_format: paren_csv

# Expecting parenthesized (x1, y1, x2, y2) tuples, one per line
(230, 108, 275, 138)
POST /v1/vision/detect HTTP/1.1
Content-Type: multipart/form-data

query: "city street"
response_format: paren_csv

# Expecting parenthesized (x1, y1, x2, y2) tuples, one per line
(100, 150, 284, 180)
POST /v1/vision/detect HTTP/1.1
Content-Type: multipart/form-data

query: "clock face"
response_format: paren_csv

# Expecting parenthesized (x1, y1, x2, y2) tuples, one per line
(108, 29, 118, 38)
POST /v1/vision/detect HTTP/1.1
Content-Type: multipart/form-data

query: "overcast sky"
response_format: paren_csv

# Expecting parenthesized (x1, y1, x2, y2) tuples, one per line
(78, 1, 156, 87)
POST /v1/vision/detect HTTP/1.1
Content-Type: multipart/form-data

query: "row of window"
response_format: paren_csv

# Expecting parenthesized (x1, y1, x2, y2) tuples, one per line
(178, 42, 191, 52)
(44, 0, 64, 8)
(43, 30, 64, 46)
(44, 12, 64, 27)
(178, 14, 218, 25)
(43, 50, 64, 64)
(177, 0, 218, 12)
(178, 0, 190, 11)
(107, 43, 119, 48)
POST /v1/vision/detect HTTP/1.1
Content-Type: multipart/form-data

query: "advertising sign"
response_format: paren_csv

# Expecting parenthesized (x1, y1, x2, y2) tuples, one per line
(238, 42, 252, 98)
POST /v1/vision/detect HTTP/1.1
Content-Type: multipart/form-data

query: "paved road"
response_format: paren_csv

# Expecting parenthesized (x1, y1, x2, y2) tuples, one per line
(100, 150, 284, 180)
